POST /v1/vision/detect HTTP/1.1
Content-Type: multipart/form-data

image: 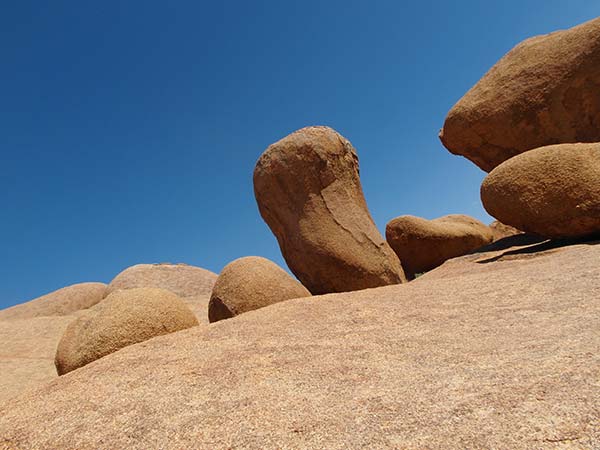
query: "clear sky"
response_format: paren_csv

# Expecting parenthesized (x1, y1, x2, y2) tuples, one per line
(1, 1, 598, 308)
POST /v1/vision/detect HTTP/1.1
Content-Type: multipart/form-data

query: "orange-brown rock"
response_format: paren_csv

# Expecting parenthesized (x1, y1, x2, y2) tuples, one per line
(107, 263, 217, 297)
(0, 283, 106, 321)
(0, 239, 598, 448)
(54, 288, 198, 375)
(481, 143, 600, 238)
(208, 256, 311, 323)
(489, 220, 523, 241)
(440, 17, 600, 172)
(253, 126, 405, 294)
(385, 214, 493, 279)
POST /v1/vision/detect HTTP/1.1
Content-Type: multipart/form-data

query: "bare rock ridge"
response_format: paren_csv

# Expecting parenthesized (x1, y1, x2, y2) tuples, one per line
(254, 126, 406, 294)
(55, 287, 198, 375)
(440, 16, 600, 172)
(385, 214, 493, 279)
(0, 241, 598, 448)
(481, 143, 600, 238)
(208, 256, 311, 323)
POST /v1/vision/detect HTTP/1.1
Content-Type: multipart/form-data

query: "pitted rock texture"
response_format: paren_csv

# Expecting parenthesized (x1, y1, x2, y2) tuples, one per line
(254, 126, 405, 294)
(385, 214, 493, 279)
(481, 143, 600, 238)
(55, 288, 198, 375)
(440, 17, 600, 172)
(208, 256, 311, 323)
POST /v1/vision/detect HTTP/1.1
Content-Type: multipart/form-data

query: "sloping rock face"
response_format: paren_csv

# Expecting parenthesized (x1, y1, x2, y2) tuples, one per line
(385, 214, 493, 278)
(481, 143, 600, 238)
(1, 240, 598, 449)
(0, 283, 106, 321)
(489, 220, 523, 241)
(208, 256, 311, 322)
(254, 126, 405, 294)
(55, 288, 198, 375)
(440, 17, 600, 172)
(107, 263, 217, 297)
(0, 316, 75, 404)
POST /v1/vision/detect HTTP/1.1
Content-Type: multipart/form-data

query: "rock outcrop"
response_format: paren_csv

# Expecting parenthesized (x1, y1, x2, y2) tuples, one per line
(440, 17, 600, 172)
(107, 263, 217, 297)
(1, 239, 598, 448)
(489, 220, 523, 241)
(481, 143, 600, 238)
(0, 283, 106, 321)
(385, 214, 493, 278)
(54, 288, 198, 375)
(208, 256, 311, 323)
(254, 126, 405, 294)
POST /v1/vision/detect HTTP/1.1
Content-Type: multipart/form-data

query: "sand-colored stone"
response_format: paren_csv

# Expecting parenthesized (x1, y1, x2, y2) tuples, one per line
(481, 143, 600, 238)
(107, 263, 217, 297)
(181, 294, 211, 324)
(440, 17, 600, 172)
(0, 283, 106, 321)
(254, 126, 405, 294)
(385, 214, 493, 278)
(489, 220, 523, 241)
(54, 288, 198, 375)
(0, 316, 75, 404)
(208, 256, 311, 323)
(0, 239, 598, 449)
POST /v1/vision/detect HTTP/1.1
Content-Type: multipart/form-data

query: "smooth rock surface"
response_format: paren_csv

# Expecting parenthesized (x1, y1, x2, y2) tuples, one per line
(0, 283, 106, 321)
(208, 256, 311, 323)
(481, 143, 600, 238)
(440, 17, 600, 172)
(489, 220, 523, 241)
(1, 240, 598, 449)
(254, 126, 405, 294)
(385, 214, 493, 278)
(55, 288, 198, 375)
(107, 263, 217, 297)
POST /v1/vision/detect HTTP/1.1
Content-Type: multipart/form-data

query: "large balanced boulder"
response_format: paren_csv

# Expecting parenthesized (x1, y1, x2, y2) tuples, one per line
(385, 214, 493, 279)
(208, 256, 311, 323)
(55, 288, 198, 375)
(481, 143, 600, 238)
(107, 263, 217, 297)
(253, 126, 405, 294)
(0, 240, 598, 448)
(440, 17, 600, 172)
(0, 283, 106, 321)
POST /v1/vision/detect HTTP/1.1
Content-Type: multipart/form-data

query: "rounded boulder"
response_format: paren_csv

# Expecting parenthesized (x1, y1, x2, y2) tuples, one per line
(385, 215, 493, 279)
(208, 256, 311, 323)
(55, 288, 198, 375)
(481, 143, 600, 239)
(253, 126, 405, 294)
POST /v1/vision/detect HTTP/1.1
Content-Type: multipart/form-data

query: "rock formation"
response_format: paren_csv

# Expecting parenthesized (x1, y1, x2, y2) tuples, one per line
(208, 256, 311, 323)
(107, 263, 217, 298)
(481, 143, 600, 238)
(1, 240, 598, 448)
(489, 220, 523, 242)
(55, 288, 198, 375)
(440, 17, 600, 172)
(254, 126, 405, 294)
(0, 283, 106, 321)
(385, 214, 493, 279)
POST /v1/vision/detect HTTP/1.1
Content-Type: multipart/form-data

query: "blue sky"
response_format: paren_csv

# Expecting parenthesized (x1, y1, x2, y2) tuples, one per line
(1, 1, 598, 308)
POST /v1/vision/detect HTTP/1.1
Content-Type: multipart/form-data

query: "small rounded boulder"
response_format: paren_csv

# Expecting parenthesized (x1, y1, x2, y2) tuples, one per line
(481, 143, 600, 239)
(55, 288, 198, 375)
(208, 256, 311, 323)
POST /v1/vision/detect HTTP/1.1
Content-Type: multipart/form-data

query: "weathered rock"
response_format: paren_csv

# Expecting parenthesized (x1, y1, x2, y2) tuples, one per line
(0, 283, 106, 321)
(489, 220, 523, 242)
(0, 239, 598, 448)
(440, 17, 600, 172)
(0, 316, 75, 404)
(107, 263, 217, 297)
(54, 288, 198, 375)
(481, 143, 600, 238)
(254, 126, 405, 294)
(208, 256, 311, 323)
(385, 214, 493, 279)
